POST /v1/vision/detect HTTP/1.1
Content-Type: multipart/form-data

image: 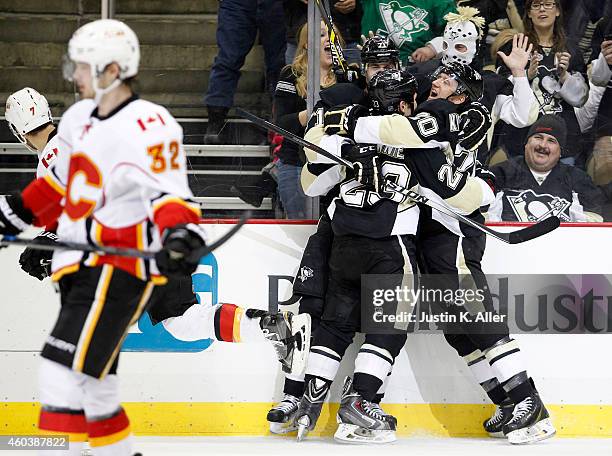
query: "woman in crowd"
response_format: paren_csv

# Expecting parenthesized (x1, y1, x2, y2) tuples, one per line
(495, 0, 589, 166)
(273, 22, 338, 218)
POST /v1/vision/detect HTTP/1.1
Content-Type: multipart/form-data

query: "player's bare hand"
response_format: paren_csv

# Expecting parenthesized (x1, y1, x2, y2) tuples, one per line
(601, 40, 612, 65)
(556, 51, 571, 83)
(334, 0, 355, 14)
(411, 45, 436, 63)
(497, 33, 533, 77)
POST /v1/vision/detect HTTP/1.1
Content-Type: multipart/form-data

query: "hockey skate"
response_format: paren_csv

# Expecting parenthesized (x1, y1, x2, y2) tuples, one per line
(502, 394, 556, 444)
(334, 377, 397, 444)
(295, 377, 331, 441)
(249, 309, 311, 375)
(483, 398, 514, 438)
(267, 393, 300, 434)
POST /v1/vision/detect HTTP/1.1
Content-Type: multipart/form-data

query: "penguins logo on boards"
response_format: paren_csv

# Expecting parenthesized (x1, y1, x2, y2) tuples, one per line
(506, 189, 571, 222)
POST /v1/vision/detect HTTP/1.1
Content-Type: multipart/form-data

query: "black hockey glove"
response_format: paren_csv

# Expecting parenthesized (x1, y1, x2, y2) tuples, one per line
(323, 104, 369, 137)
(335, 69, 367, 89)
(155, 223, 207, 279)
(474, 161, 496, 193)
(341, 143, 383, 191)
(458, 102, 492, 152)
(19, 231, 58, 281)
(0, 194, 33, 236)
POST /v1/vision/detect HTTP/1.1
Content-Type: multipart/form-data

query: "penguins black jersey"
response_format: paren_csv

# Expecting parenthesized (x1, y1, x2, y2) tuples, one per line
(303, 99, 494, 238)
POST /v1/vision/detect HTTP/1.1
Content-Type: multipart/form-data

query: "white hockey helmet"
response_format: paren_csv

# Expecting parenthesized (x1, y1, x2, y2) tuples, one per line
(5, 87, 53, 148)
(63, 19, 140, 101)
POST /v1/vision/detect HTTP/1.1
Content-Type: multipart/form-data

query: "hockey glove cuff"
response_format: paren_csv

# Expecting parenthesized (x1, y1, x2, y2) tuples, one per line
(156, 223, 207, 278)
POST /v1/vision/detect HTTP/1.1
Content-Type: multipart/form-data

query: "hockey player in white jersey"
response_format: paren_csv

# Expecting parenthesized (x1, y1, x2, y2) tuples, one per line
(5, 88, 62, 279)
(0, 20, 309, 456)
(5, 88, 309, 374)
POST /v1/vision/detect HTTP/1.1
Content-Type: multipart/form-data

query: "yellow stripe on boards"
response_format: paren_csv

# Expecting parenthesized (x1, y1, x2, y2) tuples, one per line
(3, 403, 612, 437)
(4, 402, 612, 437)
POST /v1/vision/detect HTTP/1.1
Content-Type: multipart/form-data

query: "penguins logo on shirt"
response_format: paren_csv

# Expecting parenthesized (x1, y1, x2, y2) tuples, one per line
(378, 2, 430, 46)
(298, 266, 314, 283)
(507, 189, 571, 222)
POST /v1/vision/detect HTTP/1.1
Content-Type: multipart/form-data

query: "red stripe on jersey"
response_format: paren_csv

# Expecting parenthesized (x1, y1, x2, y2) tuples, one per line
(91, 221, 146, 279)
(137, 119, 147, 131)
(156, 112, 166, 125)
(219, 303, 238, 342)
(21, 177, 64, 227)
(39, 409, 87, 433)
(87, 408, 130, 438)
(154, 201, 201, 235)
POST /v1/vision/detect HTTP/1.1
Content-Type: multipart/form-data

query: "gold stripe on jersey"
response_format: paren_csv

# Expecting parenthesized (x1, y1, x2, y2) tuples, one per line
(43, 173, 66, 196)
(444, 177, 485, 215)
(51, 263, 80, 282)
(73, 265, 114, 373)
(151, 196, 201, 218)
(100, 281, 155, 379)
(134, 222, 145, 280)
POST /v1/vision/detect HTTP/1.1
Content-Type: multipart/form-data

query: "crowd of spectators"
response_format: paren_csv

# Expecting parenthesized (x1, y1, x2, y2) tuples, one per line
(206, 0, 612, 222)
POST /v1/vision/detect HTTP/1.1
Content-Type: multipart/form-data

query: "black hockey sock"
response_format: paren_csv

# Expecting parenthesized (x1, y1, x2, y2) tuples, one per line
(373, 393, 384, 404)
(485, 382, 508, 405)
(283, 377, 305, 398)
(502, 372, 534, 404)
(353, 373, 383, 402)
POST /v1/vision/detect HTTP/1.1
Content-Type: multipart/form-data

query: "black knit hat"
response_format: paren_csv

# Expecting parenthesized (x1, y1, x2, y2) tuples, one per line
(526, 115, 567, 150)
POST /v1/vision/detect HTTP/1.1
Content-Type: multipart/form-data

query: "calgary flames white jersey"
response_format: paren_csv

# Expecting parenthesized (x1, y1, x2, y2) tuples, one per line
(36, 131, 60, 178)
(44, 97, 200, 282)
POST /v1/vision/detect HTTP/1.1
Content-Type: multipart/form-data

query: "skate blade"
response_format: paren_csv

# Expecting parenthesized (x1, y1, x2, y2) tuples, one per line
(296, 415, 311, 441)
(269, 420, 297, 434)
(288, 313, 311, 376)
(334, 423, 396, 444)
(487, 430, 506, 438)
(507, 418, 556, 445)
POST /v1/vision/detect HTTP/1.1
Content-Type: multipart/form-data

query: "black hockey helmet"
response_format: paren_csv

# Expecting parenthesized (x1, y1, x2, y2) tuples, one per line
(361, 35, 400, 67)
(368, 68, 418, 114)
(430, 62, 483, 102)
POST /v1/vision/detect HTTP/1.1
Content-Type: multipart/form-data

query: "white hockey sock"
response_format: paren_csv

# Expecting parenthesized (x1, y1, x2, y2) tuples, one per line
(239, 312, 266, 343)
(463, 349, 497, 384)
(161, 303, 217, 341)
(306, 345, 342, 381)
(286, 371, 306, 383)
(484, 339, 527, 383)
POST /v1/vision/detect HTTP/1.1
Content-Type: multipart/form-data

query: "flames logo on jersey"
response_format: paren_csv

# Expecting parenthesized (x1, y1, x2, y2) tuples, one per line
(506, 189, 571, 222)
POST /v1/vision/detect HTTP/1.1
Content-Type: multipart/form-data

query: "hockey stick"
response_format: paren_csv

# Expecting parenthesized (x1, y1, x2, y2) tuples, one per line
(314, 0, 349, 76)
(236, 108, 560, 244)
(0, 211, 252, 260)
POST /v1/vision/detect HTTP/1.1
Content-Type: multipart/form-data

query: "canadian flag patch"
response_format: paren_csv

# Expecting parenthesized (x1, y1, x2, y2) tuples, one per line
(41, 147, 58, 169)
(137, 113, 166, 131)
